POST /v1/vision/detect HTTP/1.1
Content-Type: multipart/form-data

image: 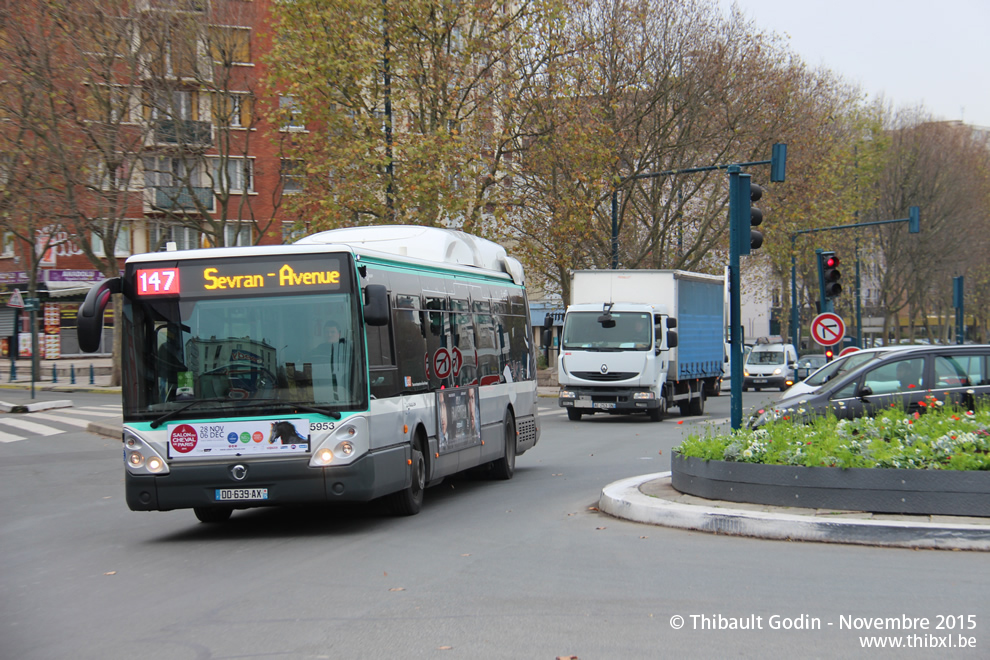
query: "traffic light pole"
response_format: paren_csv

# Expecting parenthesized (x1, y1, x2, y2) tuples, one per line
(608, 147, 787, 430)
(728, 166, 746, 430)
(788, 207, 920, 348)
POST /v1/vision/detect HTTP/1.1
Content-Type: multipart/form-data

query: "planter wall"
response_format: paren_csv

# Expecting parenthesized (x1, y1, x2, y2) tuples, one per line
(671, 452, 990, 517)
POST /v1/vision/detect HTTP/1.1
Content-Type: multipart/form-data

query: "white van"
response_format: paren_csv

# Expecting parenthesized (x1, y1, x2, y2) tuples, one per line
(743, 343, 798, 392)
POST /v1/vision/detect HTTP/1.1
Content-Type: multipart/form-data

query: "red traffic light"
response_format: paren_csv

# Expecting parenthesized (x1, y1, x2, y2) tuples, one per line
(825, 255, 840, 268)
(825, 349, 834, 361)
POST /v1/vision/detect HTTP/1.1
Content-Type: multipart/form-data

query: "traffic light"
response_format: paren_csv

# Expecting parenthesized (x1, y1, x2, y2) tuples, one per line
(825, 348, 834, 362)
(748, 182, 764, 251)
(731, 173, 764, 255)
(819, 251, 842, 299)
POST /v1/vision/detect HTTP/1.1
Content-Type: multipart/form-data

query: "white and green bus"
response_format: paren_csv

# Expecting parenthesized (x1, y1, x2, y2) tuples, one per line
(77, 226, 541, 523)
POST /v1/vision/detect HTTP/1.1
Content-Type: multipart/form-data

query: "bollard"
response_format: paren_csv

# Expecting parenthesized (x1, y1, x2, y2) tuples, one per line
(71, 364, 76, 385)
(52, 364, 57, 383)
(90, 363, 95, 385)
(9, 362, 14, 382)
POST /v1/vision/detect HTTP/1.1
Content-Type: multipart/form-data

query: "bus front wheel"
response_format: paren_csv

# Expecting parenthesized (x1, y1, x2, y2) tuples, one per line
(194, 507, 232, 523)
(387, 441, 426, 516)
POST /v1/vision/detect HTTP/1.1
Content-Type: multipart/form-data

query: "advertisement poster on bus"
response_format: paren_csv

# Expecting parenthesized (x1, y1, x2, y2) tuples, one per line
(167, 419, 310, 459)
(437, 386, 481, 453)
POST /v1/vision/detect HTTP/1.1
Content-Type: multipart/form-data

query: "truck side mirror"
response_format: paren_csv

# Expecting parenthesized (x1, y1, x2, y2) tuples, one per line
(543, 314, 553, 331)
(666, 330, 678, 349)
(666, 317, 677, 330)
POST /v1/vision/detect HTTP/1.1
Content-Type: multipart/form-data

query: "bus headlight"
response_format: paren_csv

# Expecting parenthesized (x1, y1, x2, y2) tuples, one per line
(314, 448, 334, 465)
(123, 430, 170, 475)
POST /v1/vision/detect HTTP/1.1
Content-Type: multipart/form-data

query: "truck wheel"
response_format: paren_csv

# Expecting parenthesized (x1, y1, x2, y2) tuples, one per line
(490, 412, 516, 480)
(566, 408, 583, 421)
(689, 390, 706, 416)
(648, 396, 666, 422)
(386, 440, 426, 515)
(712, 379, 722, 396)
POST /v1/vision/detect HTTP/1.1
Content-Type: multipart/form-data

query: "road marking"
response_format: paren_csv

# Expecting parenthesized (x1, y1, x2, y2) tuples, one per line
(0, 430, 26, 443)
(30, 412, 93, 428)
(0, 418, 61, 436)
(67, 408, 121, 418)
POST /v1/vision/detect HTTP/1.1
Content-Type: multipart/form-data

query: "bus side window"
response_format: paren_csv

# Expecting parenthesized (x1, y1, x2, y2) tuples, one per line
(367, 320, 398, 399)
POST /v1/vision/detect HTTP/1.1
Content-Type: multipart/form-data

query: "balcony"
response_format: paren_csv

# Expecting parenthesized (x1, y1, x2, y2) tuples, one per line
(153, 119, 213, 147)
(149, 186, 214, 212)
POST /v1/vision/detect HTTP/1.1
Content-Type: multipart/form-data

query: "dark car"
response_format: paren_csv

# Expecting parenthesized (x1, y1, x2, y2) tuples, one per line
(750, 344, 990, 428)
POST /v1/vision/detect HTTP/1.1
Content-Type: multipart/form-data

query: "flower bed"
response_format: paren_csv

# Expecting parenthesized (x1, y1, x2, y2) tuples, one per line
(671, 398, 990, 516)
(677, 397, 990, 471)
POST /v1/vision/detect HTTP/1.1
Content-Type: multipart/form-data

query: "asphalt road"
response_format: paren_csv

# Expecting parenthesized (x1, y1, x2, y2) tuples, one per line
(1, 390, 986, 659)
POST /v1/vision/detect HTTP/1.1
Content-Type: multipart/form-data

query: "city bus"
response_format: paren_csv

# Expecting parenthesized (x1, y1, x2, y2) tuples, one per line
(77, 225, 541, 523)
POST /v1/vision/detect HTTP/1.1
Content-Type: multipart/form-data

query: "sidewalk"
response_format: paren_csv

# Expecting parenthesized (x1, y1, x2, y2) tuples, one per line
(0, 356, 119, 393)
(600, 472, 990, 551)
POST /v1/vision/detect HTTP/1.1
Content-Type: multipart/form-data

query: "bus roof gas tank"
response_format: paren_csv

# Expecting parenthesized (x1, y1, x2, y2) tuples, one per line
(297, 225, 525, 285)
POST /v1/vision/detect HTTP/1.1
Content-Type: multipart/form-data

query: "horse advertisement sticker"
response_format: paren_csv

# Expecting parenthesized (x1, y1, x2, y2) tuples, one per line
(167, 419, 310, 459)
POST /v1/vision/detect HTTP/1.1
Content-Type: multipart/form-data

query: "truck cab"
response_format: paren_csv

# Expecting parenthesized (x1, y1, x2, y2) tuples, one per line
(557, 303, 675, 421)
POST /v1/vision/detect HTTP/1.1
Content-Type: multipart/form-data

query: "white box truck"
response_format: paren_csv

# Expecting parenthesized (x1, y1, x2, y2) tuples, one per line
(556, 270, 725, 421)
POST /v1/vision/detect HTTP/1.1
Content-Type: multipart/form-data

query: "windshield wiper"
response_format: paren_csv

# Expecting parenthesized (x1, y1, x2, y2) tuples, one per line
(150, 398, 232, 429)
(254, 400, 342, 420)
(150, 398, 344, 429)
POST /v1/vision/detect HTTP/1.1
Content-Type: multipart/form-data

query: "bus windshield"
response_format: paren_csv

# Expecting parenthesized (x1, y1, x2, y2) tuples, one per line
(561, 312, 652, 350)
(121, 260, 367, 421)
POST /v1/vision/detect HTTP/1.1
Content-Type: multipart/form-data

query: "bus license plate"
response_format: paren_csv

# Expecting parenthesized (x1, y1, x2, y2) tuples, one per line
(593, 402, 616, 409)
(215, 488, 268, 501)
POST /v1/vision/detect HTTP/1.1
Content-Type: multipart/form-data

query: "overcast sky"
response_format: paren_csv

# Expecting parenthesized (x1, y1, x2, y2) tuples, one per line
(720, 0, 990, 127)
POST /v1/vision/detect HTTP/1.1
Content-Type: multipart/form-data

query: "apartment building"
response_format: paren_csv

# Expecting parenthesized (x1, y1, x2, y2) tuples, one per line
(0, 0, 292, 356)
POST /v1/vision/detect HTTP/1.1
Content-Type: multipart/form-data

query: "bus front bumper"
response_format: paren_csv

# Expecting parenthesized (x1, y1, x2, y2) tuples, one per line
(125, 445, 409, 512)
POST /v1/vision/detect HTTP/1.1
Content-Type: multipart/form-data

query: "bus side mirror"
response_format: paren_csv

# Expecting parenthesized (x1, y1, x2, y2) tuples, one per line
(364, 284, 389, 326)
(77, 277, 121, 353)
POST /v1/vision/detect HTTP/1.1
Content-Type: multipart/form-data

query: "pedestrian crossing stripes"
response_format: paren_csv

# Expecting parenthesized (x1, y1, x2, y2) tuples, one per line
(0, 405, 121, 443)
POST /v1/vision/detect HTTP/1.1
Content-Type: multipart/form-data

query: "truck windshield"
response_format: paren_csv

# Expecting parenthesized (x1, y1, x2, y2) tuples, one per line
(120, 256, 367, 422)
(561, 312, 652, 350)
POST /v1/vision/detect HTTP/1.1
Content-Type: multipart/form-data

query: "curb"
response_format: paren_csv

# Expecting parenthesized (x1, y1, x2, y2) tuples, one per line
(0, 399, 74, 413)
(87, 421, 121, 439)
(599, 473, 990, 551)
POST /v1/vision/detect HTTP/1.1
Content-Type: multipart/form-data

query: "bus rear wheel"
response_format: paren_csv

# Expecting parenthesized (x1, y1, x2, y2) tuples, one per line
(193, 507, 232, 524)
(490, 412, 516, 480)
(387, 441, 426, 516)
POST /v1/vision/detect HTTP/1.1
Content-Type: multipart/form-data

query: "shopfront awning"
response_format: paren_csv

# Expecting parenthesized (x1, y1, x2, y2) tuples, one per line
(45, 281, 98, 298)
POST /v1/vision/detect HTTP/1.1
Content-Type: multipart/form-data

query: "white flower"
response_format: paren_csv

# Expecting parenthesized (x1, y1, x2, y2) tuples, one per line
(743, 449, 753, 458)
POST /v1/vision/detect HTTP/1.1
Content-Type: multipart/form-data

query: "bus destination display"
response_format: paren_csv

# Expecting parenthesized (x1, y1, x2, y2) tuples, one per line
(134, 256, 348, 297)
